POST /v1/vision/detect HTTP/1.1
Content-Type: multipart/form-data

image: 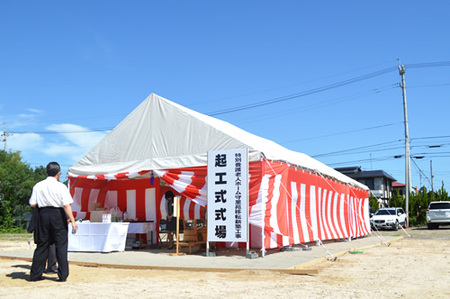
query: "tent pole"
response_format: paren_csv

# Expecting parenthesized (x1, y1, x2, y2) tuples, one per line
(175, 197, 180, 255)
(246, 206, 249, 255)
(170, 196, 185, 256)
(261, 224, 265, 258)
(261, 185, 265, 258)
(246, 148, 250, 257)
(206, 211, 210, 256)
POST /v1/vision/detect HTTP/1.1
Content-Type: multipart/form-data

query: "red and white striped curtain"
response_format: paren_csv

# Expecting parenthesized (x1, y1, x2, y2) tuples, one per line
(254, 161, 370, 249)
(68, 160, 369, 249)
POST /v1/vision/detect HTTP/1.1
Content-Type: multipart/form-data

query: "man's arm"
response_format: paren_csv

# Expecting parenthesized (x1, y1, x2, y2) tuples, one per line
(29, 186, 37, 208)
(63, 204, 77, 233)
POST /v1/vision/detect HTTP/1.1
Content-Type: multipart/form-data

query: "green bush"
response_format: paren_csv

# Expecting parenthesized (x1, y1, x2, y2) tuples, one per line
(369, 194, 379, 211)
(396, 183, 450, 227)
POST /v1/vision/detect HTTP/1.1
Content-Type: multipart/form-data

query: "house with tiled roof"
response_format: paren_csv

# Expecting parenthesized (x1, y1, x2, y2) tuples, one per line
(335, 166, 397, 207)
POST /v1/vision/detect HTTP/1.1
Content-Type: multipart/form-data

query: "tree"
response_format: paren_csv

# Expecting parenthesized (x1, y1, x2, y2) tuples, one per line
(403, 184, 450, 227)
(0, 151, 46, 232)
(389, 189, 404, 209)
(435, 183, 449, 202)
(369, 193, 379, 212)
(408, 189, 428, 226)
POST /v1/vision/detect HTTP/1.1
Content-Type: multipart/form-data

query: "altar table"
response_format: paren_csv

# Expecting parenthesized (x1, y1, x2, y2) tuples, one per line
(68, 222, 130, 252)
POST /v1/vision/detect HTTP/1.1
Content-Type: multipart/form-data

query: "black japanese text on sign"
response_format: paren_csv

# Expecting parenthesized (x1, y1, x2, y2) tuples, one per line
(207, 148, 248, 243)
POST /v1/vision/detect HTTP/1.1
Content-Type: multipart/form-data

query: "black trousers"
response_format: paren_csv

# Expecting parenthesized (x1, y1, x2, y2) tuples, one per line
(46, 243, 57, 272)
(30, 207, 69, 281)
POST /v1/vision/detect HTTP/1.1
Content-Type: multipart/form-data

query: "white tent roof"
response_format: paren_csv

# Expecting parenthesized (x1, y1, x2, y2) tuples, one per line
(68, 93, 368, 190)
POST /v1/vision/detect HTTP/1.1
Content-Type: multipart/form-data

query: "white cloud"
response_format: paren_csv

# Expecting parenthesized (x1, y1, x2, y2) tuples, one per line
(26, 108, 43, 114)
(5, 123, 107, 170)
(3, 108, 44, 129)
(18, 108, 43, 120)
(8, 133, 44, 152)
(43, 142, 84, 162)
(44, 123, 108, 162)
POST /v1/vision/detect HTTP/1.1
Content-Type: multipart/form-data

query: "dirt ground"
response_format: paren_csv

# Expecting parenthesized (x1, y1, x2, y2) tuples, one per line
(1, 228, 449, 298)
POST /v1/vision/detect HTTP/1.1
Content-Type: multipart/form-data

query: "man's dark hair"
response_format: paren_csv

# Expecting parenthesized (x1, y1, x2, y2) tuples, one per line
(165, 190, 174, 199)
(46, 162, 61, 177)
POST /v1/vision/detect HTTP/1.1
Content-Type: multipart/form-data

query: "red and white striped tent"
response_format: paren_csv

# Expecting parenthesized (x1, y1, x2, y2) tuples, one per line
(68, 93, 370, 250)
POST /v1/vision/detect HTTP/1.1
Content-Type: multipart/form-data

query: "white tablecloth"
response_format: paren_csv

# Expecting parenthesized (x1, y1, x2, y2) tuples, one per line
(127, 222, 155, 233)
(127, 222, 156, 245)
(68, 222, 130, 252)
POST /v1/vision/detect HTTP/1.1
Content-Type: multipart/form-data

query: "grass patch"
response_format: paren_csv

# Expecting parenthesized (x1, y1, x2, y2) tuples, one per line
(0, 233, 33, 242)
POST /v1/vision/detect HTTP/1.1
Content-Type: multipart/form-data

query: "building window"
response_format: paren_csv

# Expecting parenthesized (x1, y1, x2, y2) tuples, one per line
(359, 178, 374, 190)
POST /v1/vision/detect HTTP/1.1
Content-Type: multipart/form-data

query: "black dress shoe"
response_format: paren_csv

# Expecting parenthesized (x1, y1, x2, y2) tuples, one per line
(30, 277, 43, 282)
(57, 278, 66, 282)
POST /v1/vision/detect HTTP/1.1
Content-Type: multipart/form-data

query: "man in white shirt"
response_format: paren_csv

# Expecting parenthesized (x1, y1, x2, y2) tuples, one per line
(29, 162, 78, 282)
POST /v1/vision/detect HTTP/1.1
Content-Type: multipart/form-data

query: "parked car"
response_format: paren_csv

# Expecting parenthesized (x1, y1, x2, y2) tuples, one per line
(426, 201, 450, 229)
(370, 207, 407, 231)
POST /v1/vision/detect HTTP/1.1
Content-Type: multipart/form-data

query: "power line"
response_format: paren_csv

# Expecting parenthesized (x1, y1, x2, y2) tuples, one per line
(10, 128, 112, 135)
(207, 60, 450, 117)
(190, 60, 398, 106)
(208, 66, 398, 116)
(234, 84, 397, 127)
(281, 121, 402, 144)
(411, 158, 431, 188)
(311, 136, 450, 159)
(405, 61, 450, 69)
(311, 140, 403, 158)
(407, 82, 450, 89)
(326, 155, 396, 166)
(411, 135, 450, 141)
(9, 61, 450, 140)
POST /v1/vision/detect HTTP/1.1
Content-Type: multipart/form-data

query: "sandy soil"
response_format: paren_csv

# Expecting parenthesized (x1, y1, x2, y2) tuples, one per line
(0, 231, 449, 298)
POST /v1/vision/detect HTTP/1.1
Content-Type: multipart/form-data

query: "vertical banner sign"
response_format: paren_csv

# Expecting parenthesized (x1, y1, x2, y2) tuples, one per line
(207, 148, 248, 242)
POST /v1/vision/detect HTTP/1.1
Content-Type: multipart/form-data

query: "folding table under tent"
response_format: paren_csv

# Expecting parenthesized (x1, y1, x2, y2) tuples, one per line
(68, 93, 370, 251)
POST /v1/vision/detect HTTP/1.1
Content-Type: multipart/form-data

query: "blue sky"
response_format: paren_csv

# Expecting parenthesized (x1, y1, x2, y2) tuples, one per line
(1, 1, 449, 191)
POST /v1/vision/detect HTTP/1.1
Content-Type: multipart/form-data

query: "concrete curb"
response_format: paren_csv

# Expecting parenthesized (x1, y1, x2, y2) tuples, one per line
(0, 234, 405, 275)
(0, 254, 318, 275)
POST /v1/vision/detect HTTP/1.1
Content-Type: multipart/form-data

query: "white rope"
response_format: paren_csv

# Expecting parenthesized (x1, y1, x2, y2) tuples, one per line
(263, 158, 337, 261)
(369, 189, 411, 239)
(316, 239, 337, 261)
(369, 220, 391, 247)
(366, 190, 391, 246)
(398, 221, 412, 237)
(317, 173, 391, 248)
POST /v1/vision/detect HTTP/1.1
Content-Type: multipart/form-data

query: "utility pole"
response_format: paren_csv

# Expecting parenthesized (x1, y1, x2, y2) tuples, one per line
(1, 122, 11, 152)
(399, 61, 411, 227)
(430, 160, 434, 193)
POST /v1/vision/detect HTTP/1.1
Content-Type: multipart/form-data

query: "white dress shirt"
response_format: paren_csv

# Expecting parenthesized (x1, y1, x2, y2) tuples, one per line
(29, 176, 74, 208)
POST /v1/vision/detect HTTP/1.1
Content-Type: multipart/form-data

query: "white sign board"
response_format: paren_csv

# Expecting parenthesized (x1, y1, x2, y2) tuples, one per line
(207, 148, 248, 242)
